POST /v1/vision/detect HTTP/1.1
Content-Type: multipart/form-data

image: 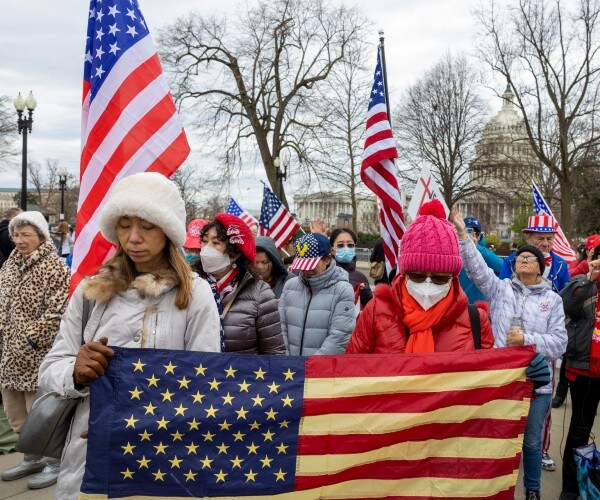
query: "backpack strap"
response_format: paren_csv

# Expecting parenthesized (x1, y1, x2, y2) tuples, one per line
(81, 297, 95, 344)
(467, 304, 481, 350)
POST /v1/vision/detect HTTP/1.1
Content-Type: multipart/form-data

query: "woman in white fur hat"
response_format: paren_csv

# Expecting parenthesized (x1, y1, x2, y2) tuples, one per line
(38, 172, 222, 499)
(0, 211, 70, 489)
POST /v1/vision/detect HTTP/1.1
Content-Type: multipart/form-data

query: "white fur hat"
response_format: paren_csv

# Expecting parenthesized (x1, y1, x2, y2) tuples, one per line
(9, 211, 50, 240)
(99, 172, 186, 247)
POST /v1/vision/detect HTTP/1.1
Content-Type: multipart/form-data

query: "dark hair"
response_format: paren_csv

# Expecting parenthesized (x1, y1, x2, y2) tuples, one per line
(593, 245, 600, 262)
(255, 248, 283, 279)
(329, 228, 357, 246)
(196, 220, 260, 279)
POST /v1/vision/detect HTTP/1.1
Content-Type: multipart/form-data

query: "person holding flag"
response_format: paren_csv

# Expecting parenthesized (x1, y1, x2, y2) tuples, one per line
(38, 173, 222, 499)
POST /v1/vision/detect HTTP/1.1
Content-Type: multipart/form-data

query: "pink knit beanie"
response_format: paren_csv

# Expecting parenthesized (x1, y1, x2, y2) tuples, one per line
(399, 200, 462, 276)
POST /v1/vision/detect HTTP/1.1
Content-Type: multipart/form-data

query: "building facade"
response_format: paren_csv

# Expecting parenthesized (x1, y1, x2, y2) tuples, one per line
(455, 85, 541, 241)
(294, 192, 379, 234)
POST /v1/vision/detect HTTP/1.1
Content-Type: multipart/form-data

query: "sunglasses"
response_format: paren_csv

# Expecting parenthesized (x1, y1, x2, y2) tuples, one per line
(335, 243, 355, 249)
(406, 273, 452, 285)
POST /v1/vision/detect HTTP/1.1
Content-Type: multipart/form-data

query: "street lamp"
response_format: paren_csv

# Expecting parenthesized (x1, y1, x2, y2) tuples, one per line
(57, 168, 69, 220)
(274, 156, 288, 200)
(14, 91, 37, 210)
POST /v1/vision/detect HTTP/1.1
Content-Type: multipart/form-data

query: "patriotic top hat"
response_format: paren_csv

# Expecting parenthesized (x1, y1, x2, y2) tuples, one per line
(290, 233, 331, 271)
(522, 214, 557, 233)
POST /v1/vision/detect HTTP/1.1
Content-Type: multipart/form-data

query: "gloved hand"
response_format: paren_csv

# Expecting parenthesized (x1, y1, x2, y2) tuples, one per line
(526, 353, 551, 389)
(73, 337, 114, 386)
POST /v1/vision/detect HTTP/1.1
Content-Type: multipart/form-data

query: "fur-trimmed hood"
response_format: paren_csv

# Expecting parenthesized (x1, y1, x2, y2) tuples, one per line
(83, 258, 180, 303)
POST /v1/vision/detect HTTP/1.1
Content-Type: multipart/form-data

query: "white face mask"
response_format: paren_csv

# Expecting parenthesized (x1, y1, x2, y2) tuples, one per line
(406, 277, 451, 310)
(200, 245, 231, 274)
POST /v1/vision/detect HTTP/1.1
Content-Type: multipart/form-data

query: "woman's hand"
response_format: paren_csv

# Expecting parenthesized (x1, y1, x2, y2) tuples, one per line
(587, 259, 600, 281)
(507, 330, 525, 346)
(450, 206, 467, 240)
(73, 337, 115, 386)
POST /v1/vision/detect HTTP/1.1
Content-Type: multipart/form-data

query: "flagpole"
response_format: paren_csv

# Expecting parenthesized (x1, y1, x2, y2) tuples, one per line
(378, 29, 391, 128)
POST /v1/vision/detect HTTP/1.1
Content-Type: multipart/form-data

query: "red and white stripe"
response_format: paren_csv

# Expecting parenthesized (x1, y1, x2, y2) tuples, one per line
(71, 36, 190, 291)
(361, 102, 406, 274)
(260, 206, 301, 249)
(289, 257, 321, 272)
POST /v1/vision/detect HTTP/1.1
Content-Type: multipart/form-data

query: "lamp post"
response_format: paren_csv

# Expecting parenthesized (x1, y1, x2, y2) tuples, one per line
(274, 156, 288, 200)
(57, 168, 69, 221)
(14, 91, 37, 210)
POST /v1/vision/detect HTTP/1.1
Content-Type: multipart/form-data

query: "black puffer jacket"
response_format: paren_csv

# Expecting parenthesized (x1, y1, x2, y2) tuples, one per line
(222, 270, 285, 354)
(560, 274, 598, 371)
(337, 259, 373, 308)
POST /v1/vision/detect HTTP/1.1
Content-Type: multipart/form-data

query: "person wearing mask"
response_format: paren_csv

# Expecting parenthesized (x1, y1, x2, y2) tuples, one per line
(0, 211, 70, 489)
(255, 236, 292, 299)
(38, 173, 222, 498)
(0, 207, 23, 268)
(559, 240, 600, 500)
(329, 228, 372, 308)
(279, 232, 355, 355)
(500, 214, 570, 293)
(458, 216, 503, 303)
(347, 200, 494, 355)
(452, 206, 566, 500)
(195, 214, 285, 354)
(183, 219, 208, 266)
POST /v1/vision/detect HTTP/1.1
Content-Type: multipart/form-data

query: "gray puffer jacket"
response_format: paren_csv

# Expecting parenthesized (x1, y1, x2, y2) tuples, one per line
(279, 261, 355, 355)
(222, 271, 285, 354)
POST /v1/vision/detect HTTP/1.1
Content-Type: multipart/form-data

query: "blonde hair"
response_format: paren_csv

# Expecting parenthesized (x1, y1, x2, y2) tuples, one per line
(103, 241, 193, 310)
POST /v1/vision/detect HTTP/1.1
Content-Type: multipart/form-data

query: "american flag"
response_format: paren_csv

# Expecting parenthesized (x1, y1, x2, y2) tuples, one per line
(80, 346, 535, 499)
(71, 0, 190, 292)
(532, 181, 575, 262)
(258, 186, 300, 249)
(361, 49, 406, 274)
(226, 198, 258, 229)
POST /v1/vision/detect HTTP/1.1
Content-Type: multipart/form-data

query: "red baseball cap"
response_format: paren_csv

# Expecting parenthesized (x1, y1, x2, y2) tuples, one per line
(586, 234, 600, 251)
(184, 219, 209, 249)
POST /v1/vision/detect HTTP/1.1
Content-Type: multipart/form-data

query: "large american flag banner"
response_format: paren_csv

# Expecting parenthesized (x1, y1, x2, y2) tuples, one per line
(80, 346, 534, 499)
(71, 0, 191, 292)
(532, 181, 575, 262)
(226, 198, 258, 229)
(259, 186, 300, 249)
(361, 49, 406, 274)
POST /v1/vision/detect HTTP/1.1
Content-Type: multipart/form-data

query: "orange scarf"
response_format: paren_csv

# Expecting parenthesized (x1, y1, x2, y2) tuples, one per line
(402, 279, 458, 353)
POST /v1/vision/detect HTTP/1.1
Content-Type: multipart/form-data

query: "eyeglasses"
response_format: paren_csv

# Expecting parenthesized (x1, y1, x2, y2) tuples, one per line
(406, 273, 452, 285)
(335, 243, 355, 249)
(10, 233, 37, 241)
(516, 255, 538, 263)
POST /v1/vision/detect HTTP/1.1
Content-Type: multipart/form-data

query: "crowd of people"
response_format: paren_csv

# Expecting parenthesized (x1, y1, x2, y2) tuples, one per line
(0, 172, 597, 499)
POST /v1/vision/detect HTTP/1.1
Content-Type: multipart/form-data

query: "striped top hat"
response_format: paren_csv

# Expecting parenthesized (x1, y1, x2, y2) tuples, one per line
(523, 214, 557, 233)
(290, 233, 331, 271)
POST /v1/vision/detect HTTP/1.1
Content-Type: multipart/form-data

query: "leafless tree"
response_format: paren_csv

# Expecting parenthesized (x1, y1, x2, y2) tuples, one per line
(169, 165, 223, 223)
(395, 52, 491, 208)
(28, 158, 59, 210)
(475, 0, 600, 236)
(306, 38, 373, 231)
(158, 0, 366, 207)
(0, 96, 17, 168)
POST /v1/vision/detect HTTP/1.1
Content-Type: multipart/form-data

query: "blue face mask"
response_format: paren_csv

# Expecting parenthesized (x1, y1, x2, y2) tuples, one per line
(185, 254, 200, 266)
(336, 247, 356, 264)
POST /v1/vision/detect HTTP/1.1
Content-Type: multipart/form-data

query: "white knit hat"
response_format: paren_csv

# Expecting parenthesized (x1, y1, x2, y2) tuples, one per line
(99, 172, 186, 247)
(9, 211, 50, 240)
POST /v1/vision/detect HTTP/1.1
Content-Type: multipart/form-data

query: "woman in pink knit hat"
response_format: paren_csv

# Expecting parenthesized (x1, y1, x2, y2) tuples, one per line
(346, 200, 494, 354)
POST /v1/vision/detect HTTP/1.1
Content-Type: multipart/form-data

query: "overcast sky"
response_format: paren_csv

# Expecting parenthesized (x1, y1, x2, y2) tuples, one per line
(0, 0, 503, 210)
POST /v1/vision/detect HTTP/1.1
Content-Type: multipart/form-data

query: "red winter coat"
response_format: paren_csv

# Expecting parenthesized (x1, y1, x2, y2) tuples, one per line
(346, 277, 494, 354)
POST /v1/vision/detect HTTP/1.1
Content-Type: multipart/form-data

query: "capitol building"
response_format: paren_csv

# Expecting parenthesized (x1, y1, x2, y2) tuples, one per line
(454, 85, 541, 240)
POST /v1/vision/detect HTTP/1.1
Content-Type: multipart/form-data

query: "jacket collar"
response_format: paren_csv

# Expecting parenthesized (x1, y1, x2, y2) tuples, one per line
(511, 276, 551, 295)
(84, 258, 179, 303)
(336, 259, 357, 272)
(10, 239, 56, 272)
(301, 260, 348, 291)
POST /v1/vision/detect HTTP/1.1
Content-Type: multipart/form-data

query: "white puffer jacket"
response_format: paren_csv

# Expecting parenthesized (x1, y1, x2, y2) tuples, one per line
(459, 238, 567, 394)
(38, 270, 221, 499)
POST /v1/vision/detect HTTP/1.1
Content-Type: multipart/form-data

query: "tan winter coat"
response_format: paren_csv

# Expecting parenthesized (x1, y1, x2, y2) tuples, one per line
(39, 260, 221, 499)
(0, 239, 70, 392)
